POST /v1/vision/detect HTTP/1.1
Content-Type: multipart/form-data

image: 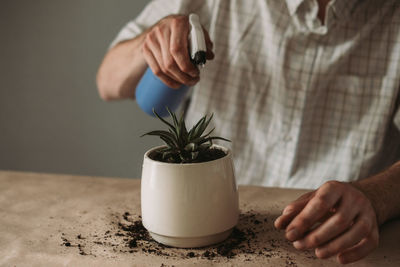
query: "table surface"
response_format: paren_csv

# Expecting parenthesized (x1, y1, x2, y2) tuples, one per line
(0, 171, 399, 267)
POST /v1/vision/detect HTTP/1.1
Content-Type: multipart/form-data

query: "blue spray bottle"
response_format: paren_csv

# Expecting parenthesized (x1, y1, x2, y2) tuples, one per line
(135, 14, 207, 117)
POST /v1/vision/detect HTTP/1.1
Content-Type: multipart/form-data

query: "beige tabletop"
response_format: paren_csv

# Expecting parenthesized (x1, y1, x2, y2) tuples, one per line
(0, 171, 399, 267)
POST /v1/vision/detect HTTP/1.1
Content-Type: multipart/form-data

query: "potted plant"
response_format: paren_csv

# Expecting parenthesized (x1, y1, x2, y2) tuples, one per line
(140, 108, 239, 248)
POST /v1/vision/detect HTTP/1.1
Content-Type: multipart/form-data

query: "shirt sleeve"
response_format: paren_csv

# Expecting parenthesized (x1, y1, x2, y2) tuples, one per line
(109, 0, 208, 48)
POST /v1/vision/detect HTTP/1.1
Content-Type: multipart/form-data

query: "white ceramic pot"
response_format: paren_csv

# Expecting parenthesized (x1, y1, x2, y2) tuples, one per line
(141, 145, 239, 248)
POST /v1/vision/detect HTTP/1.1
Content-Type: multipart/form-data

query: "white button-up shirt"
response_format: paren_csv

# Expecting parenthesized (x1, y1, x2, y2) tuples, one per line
(112, 0, 400, 189)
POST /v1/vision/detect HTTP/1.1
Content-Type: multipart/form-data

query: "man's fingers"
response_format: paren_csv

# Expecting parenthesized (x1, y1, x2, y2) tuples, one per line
(156, 26, 198, 86)
(274, 191, 314, 230)
(336, 229, 379, 264)
(274, 205, 303, 230)
(278, 181, 379, 263)
(285, 182, 342, 241)
(206, 45, 215, 60)
(142, 42, 181, 89)
(293, 195, 358, 250)
(144, 31, 165, 71)
(314, 214, 375, 259)
(170, 17, 199, 78)
(143, 14, 211, 87)
(206, 41, 215, 60)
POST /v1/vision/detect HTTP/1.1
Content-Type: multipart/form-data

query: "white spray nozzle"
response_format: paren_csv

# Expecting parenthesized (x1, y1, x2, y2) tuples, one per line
(189, 13, 207, 66)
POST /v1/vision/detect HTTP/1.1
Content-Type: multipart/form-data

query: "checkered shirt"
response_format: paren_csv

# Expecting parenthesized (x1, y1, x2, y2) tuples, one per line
(112, 0, 400, 189)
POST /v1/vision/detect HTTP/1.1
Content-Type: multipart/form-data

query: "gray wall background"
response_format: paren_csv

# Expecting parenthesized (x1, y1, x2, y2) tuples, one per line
(0, 0, 162, 179)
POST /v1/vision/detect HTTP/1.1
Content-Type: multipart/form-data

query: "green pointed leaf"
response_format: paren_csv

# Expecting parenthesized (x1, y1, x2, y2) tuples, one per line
(159, 136, 175, 148)
(204, 113, 214, 130)
(167, 107, 179, 127)
(142, 130, 178, 147)
(168, 128, 177, 137)
(188, 115, 205, 137)
(184, 143, 198, 152)
(199, 143, 211, 152)
(181, 120, 188, 142)
(199, 136, 231, 145)
(191, 127, 215, 144)
(141, 130, 176, 140)
(153, 108, 177, 136)
(197, 113, 214, 138)
(187, 129, 194, 142)
(191, 116, 207, 140)
(177, 112, 185, 141)
(203, 127, 215, 137)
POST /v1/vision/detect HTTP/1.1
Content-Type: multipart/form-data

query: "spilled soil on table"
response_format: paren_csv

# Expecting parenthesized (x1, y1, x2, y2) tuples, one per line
(60, 210, 316, 265)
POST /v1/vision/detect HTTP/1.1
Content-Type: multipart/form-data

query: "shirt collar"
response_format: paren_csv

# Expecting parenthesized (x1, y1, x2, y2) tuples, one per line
(285, 0, 360, 19)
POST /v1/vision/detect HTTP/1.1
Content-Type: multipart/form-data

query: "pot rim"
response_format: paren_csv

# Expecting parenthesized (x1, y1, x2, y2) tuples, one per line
(144, 144, 231, 166)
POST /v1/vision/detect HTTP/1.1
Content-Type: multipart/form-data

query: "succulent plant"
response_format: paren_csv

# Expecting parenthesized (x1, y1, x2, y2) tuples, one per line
(141, 108, 230, 163)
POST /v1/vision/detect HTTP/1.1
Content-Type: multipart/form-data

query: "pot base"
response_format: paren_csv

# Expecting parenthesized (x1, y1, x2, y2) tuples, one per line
(149, 228, 233, 248)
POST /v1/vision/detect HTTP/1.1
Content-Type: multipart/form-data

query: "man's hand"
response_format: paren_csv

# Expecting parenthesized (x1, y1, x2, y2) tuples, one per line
(96, 14, 214, 101)
(274, 181, 379, 264)
(142, 15, 214, 89)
